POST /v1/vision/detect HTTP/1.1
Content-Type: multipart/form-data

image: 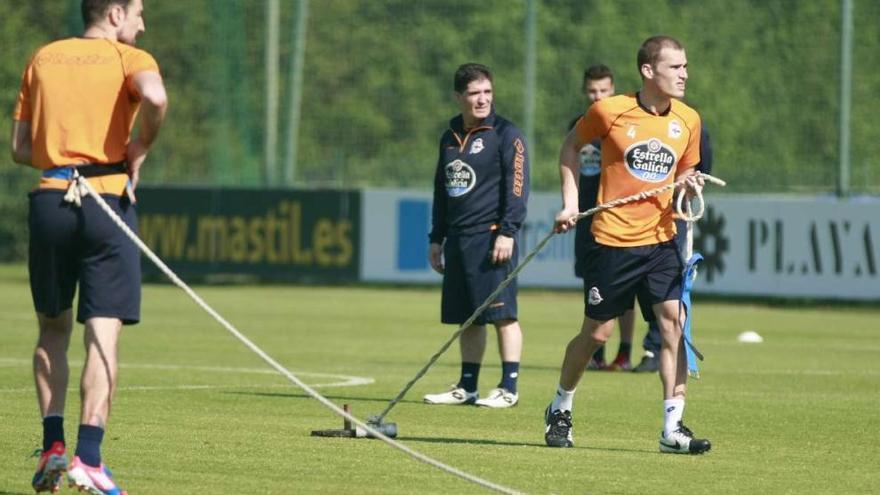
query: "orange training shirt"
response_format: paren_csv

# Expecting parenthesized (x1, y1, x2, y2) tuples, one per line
(13, 38, 160, 195)
(574, 93, 701, 247)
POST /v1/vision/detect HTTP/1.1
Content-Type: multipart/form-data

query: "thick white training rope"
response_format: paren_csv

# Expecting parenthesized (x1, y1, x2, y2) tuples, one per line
(70, 174, 525, 495)
(675, 181, 707, 261)
(373, 172, 726, 423)
(674, 180, 714, 369)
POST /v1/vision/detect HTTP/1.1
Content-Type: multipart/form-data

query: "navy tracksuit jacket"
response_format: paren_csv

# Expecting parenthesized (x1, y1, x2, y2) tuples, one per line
(429, 110, 530, 244)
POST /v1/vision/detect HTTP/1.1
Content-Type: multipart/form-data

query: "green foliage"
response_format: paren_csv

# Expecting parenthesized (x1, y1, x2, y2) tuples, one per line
(1, 1, 877, 260)
(1, 268, 879, 493)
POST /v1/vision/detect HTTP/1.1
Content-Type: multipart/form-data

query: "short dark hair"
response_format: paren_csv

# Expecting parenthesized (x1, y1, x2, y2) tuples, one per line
(81, 0, 133, 27)
(454, 63, 493, 93)
(583, 64, 614, 86)
(637, 35, 684, 72)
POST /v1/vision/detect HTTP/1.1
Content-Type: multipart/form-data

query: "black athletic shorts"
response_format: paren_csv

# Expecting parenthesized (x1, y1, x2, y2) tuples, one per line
(28, 190, 141, 324)
(582, 239, 682, 322)
(441, 231, 518, 325)
(574, 173, 599, 279)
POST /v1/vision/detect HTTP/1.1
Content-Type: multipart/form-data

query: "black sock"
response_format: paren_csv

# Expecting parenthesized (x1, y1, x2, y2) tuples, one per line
(457, 362, 481, 393)
(592, 345, 606, 361)
(617, 342, 632, 360)
(42, 416, 65, 452)
(499, 361, 520, 394)
(75, 425, 104, 467)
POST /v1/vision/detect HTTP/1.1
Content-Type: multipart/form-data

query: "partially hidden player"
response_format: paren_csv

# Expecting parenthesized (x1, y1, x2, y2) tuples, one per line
(569, 64, 636, 372)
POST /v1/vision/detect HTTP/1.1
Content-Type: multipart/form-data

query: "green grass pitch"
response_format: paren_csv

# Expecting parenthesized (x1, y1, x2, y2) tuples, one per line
(0, 264, 878, 494)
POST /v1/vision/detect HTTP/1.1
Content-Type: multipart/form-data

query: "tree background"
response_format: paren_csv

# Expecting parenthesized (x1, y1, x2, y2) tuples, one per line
(1, 0, 877, 259)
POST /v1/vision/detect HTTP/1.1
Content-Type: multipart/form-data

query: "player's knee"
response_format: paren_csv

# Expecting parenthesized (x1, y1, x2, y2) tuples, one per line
(656, 317, 682, 340)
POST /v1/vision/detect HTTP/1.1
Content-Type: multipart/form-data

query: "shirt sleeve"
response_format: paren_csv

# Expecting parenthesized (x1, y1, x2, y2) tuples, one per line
(678, 115, 702, 171)
(12, 63, 33, 121)
(574, 102, 608, 144)
(123, 48, 161, 98)
(428, 138, 448, 244)
(498, 127, 529, 237)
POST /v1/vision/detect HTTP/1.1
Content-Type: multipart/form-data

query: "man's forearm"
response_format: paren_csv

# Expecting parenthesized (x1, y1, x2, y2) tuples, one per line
(10, 120, 33, 166)
(11, 144, 32, 165)
(136, 99, 167, 147)
(132, 72, 168, 148)
(559, 155, 579, 210)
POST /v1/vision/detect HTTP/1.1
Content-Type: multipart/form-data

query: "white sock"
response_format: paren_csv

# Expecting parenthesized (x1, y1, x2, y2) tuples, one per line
(551, 384, 576, 412)
(663, 399, 685, 436)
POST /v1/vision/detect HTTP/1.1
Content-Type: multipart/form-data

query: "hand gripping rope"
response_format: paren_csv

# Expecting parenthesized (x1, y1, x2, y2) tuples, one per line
(674, 178, 710, 375)
(371, 172, 726, 425)
(66, 171, 526, 495)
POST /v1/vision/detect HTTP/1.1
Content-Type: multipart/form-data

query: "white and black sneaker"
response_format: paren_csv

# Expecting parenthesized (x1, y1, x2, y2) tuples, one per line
(544, 406, 573, 448)
(423, 386, 478, 405)
(475, 388, 518, 408)
(659, 422, 712, 454)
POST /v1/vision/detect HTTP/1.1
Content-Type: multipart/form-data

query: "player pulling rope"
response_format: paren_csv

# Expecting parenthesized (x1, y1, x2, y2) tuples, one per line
(62, 168, 721, 495)
(371, 172, 725, 425)
(63, 169, 526, 495)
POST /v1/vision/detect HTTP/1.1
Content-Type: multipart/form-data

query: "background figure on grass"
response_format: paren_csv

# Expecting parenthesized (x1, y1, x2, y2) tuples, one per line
(424, 63, 530, 409)
(11, 0, 168, 492)
(634, 120, 713, 373)
(543, 35, 711, 455)
(568, 64, 636, 372)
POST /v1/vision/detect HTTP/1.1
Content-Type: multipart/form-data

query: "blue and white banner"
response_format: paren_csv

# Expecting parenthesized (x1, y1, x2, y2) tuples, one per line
(361, 189, 880, 301)
(692, 195, 880, 300)
(360, 189, 577, 287)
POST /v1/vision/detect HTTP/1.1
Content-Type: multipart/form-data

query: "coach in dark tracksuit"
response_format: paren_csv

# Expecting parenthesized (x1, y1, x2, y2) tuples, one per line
(423, 63, 529, 409)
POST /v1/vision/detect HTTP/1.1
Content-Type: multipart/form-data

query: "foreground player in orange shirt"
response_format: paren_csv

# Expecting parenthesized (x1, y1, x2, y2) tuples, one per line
(11, 0, 167, 492)
(543, 35, 711, 455)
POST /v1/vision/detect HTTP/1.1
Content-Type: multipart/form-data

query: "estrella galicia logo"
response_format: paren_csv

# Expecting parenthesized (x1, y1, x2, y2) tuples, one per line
(445, 159, 477, 197)
(624, 138, 677, 183)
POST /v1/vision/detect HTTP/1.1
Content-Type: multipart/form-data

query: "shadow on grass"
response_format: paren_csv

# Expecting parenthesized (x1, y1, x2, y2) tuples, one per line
(400, 436, 546, 448)
(400, 436, 650, 454)
(224, 390, 422, 406)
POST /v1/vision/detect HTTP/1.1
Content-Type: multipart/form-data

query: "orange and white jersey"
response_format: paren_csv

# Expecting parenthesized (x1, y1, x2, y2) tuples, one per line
(574, 93, 701, 247)
(14, 38, 160, 194)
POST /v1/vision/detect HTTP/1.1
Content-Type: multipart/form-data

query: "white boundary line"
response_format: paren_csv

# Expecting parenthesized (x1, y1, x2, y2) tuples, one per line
(0, 383, 351, 394)
(0, 358, 374, 389)
(68, 175, 526, 495)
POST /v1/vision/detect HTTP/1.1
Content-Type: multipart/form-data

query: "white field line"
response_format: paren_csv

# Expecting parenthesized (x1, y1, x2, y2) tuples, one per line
(0, 357, 373, 392)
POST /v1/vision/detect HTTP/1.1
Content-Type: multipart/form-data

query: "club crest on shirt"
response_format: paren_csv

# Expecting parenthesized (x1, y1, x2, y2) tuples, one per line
(623, 138, 677, 183)
(668, 120, 682, 139)
(469, 138, 484, 154)
(445, 159, 477, 197)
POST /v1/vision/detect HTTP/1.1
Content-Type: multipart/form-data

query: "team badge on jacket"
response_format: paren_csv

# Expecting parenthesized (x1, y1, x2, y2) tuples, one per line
(469, 138, 484, 154)
(445, 159, 477, 197)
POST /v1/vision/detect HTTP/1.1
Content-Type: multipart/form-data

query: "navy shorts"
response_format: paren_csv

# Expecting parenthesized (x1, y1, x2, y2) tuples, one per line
(28, 190, 141, 324)
(441, 232, 518, 325)
(573, 216, 596, 279)
(582, 240, 682, 322)
(574, 173, 599, 279)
